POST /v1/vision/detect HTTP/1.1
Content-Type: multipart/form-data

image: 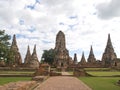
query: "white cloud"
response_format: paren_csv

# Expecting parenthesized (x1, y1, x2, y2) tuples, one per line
(96, 0, 120, 19)
(0, 0, 120, 62)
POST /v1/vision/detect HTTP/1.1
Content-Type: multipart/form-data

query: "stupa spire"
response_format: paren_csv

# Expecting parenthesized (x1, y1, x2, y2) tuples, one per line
(55, 30, 66, 50)
(102, 34, 117, 67)
(32, 44, 37, 55)
(80, 52, 86, 64)
(10, 34, 22, 65)
(24, 45, 31, 64)
(73, 53, 77, 64)
(28, 44, 39, 68)
(87, 45, 96, 63)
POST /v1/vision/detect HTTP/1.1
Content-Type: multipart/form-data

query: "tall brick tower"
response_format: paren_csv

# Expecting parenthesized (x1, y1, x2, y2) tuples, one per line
(87, 45, 96, 63)
(73, 53, 77, 64)
(102, 34, 117, 67)
(54, 31, 70, 69)
(80, 52, 86, 64)
(28, 45, 39, 68)
(24, 45, 31, 64)
(10, 34, 22, 66)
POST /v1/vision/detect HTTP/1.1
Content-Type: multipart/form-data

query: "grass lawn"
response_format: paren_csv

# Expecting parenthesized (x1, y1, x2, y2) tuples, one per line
(79, 77, 120, 90)
(87, 71, 120, 76)
(68, 71, 73, 75)
(0, 71, 34, 75)
(0, 77, 31, 85)
(84, 68, 110, 71)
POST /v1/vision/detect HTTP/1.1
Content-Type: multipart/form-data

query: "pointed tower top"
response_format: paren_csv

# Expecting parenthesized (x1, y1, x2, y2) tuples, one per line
(87, 46, 96, 63)
(12, 34, 17, 46)
(28, 45, 30, 50)
(58, 30, 64, 34)
(29, 44, 39, 68)
(55, 30, 66, 50)
(90, 45, 94, 55)
(24, 45, 31, 64)
(27, 45, 31, 54)
(32, 44, 36, 55)
(80, 51, 86, 64)
(11, 34, 18, 51)
(105, 33, 114, 53)
(82, 52, 84, 56)
(107, 33, 112, 47)
(73, 53, 77, 64)
(57, 30, 65, 37)
(108, 33, 110, 38)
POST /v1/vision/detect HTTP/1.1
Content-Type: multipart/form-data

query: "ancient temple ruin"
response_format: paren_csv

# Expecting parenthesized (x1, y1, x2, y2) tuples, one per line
(1, 30, 120, 69)
(80, 52, 86, 65)
(73, 53, 77, 65)
(24, 45, 31, 65)
(87, 45, 96, 63)
(102, 34, 117, 67)
(10, 34, 22, 66)
(54, 31, 71, 69)
(25, 45, 40, 69)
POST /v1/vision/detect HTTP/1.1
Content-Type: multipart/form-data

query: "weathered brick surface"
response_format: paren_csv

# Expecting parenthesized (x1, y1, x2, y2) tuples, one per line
(35, 76, 92, 90)
(0, 81, 36, 90)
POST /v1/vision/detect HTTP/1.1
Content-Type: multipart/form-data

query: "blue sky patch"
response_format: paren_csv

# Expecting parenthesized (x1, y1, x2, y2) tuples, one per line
(28, 26, 36, 32)
(35, 0, 40, 4)
(59, 22, 65, 25)
(68, 23, 78, 30)
(19, 19, 24, 25)
(69, 15, 78, 19)
(25, 0, 40, 10)
(42, 40, 52, 44)
(16, 34, 26, 38)
(16, 34, 39, 39)
(26, 5, 35, 10)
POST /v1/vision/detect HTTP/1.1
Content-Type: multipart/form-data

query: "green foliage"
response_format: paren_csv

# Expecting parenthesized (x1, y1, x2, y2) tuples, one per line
(41, 48, 55, 65)
(0, 30, 13, 63)
(79, 77, 120, 90)
(0, 77, 31, 85)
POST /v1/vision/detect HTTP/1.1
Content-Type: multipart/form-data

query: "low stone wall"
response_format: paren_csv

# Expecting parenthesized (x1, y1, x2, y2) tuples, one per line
(0, 67, 36, 71)
(0, 74, 33, 77)
(0, 81, 36, 90)
(73, 68, 91, 77)
(32, 76, 48, 82)
(50, 71, 62, 76)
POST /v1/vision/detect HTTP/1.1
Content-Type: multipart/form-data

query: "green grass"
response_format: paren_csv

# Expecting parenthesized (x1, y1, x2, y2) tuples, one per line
(68, 71, 73, 75)
(0, 77, 31, 85)
(84, 68, 110, 71)
(87, 71, 120, 76)
(0, 71, 34, 75)
(79, 77, 120, 90)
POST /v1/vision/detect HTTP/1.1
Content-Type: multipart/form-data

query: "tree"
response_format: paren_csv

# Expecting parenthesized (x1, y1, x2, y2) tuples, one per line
(41, 48, 55, 65)
(0, 30, 11, 64)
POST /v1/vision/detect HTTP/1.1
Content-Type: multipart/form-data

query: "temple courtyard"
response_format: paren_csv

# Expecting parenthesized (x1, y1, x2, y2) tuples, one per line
(0, 69, 120, 90)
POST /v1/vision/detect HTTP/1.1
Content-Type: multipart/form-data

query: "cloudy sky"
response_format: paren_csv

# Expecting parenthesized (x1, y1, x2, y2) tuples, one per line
(0, 0, 120, 62)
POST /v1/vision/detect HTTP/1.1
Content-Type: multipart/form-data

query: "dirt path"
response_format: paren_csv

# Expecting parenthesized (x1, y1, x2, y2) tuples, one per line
(34, 76, 92, 90)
